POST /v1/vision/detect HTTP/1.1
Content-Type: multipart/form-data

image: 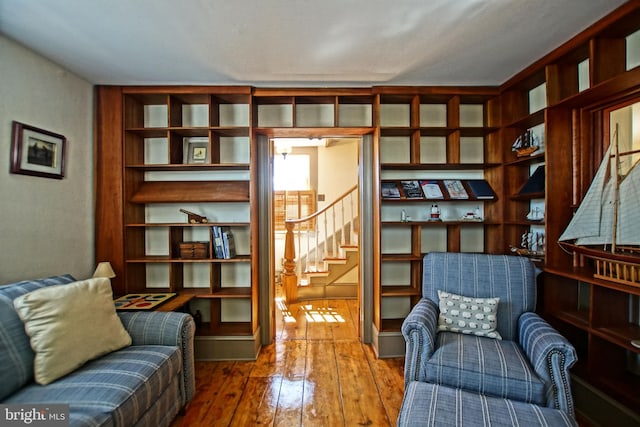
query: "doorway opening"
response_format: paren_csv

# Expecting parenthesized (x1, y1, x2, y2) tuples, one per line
(271, 137, 360, 337)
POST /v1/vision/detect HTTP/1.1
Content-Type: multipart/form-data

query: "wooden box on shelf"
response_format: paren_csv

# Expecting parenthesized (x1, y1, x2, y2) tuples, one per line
(179, 241, 209, 259)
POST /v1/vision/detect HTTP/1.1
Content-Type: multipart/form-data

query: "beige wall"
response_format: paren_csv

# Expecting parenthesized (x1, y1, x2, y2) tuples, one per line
(0, 36, 94, 284)
(317, 138, 358, 210)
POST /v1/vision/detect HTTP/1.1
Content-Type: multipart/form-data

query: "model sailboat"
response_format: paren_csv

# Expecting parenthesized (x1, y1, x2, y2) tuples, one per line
(511, 129, 540, 157)
(558, 124, 640, 287)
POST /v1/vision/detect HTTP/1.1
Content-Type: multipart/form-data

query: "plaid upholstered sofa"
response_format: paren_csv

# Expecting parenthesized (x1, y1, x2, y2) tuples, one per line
(0, 274, 195, 427)
(400, 253, 578, 424)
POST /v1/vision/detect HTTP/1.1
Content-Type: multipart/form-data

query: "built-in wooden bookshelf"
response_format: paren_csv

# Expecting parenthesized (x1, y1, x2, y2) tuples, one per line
(93, 3, 640, 418)
(371, 87, 503, 355)
(95, 86, 260, 359)
(499, 2, 640, 420)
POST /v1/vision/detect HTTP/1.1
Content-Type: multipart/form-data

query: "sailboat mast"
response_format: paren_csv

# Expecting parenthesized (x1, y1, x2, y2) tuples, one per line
(611, 123, 620, 254)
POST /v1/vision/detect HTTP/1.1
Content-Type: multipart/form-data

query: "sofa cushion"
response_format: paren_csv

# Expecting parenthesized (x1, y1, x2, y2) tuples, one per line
(4, 345, 182, 427)
(0, 274, 76, 400)
(437, 290, 501, 340)
(426, 331, 546, 405)
(13, 277, 132, 384)
(398, 381, 577, 427)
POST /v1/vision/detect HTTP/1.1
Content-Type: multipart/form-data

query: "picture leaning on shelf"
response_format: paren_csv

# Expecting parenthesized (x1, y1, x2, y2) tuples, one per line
(400, 180, 424, 199)
(381, 181, 402, 199)
(465, 179, 496, 200)
(420, 180, 445, 200)
(183, 137, 209, 164)
(443, 180, 469, 199)
(518, 165, 545, 195)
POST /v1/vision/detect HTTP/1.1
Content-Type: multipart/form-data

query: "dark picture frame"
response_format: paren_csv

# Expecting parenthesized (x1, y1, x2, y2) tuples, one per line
(10, 121, 66, 179)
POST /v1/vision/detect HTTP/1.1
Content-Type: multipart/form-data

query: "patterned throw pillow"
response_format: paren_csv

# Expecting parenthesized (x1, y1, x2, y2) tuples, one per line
(437, 290, 502, 340)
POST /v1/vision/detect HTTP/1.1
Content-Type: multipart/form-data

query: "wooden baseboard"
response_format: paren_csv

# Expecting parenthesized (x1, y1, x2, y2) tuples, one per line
(372, 325, 405, 358)
(194, 327, 261, 361)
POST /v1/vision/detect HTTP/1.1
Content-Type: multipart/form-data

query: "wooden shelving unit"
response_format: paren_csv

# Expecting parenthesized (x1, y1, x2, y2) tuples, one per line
(498, 2, 640, 419)
(95, 86, 260, 359)
(92, 5, 640, 416)
(372, 87, 502, 352)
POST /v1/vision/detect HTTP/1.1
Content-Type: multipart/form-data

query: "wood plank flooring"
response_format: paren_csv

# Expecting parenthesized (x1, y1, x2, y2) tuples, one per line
(171, 295, 405, 426)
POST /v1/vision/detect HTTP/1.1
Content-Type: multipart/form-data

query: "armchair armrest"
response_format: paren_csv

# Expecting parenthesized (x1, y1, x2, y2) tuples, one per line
(519, 312, 577, 416)
(118, 311, 196, 404)
(401, 298, 439, 385)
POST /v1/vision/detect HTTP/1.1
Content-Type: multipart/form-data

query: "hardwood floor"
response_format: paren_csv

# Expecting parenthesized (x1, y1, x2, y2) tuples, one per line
(171, 293, 406, 426)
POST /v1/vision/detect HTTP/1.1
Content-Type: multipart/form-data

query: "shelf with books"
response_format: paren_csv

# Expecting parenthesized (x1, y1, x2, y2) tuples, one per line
(96, 86, 258, 347)
(373, 89, 501, 356)
(380, 163, 500, 170)
(380, 178, 496, 201)
(506, 5, 640, 417)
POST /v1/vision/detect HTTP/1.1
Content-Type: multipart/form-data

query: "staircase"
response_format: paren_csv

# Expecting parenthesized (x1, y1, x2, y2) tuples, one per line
(282, 186, 359, 303)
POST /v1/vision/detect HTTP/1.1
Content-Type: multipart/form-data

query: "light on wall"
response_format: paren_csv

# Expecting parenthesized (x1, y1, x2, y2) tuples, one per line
(275, 143, 292, 159)
(93, 261, 116, 278)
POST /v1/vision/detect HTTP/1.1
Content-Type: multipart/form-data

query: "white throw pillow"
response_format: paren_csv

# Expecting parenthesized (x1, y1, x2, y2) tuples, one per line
(13, 277, 132, 385)
(437, 290, 502, 340)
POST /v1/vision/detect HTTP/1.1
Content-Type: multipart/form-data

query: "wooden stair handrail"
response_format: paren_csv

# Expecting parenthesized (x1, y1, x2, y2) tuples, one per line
(284, 185, 357, 225)
(282, 185, 358, 303)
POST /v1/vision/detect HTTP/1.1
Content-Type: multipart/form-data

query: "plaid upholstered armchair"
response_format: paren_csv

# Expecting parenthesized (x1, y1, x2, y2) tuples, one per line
(401, 252, 577, 417)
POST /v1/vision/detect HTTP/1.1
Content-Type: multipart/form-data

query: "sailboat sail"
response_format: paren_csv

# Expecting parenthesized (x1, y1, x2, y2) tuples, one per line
(558, 145, 611, 244)
(559, 144, 640, 246)
(614, 157, 640, 245)
(558, 121, 640, 288)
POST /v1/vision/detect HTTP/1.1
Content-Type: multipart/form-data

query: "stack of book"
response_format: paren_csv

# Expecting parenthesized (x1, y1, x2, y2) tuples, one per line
(211, 226, 237, 259)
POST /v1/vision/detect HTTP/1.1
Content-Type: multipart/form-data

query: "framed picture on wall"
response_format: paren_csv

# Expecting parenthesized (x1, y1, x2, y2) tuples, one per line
(183, 137, 209, 164)
(10, 121, 66, 179)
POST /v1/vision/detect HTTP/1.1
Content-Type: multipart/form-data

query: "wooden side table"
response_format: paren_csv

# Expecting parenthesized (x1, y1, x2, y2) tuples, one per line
(155, 294, 196, 312)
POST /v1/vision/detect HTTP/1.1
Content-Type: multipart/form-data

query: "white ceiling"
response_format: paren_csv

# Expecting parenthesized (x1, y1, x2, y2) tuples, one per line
(0, 0, 628, 87)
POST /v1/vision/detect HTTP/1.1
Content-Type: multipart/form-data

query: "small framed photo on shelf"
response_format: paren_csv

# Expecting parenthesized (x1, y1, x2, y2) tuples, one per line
(10, 121, 66, 179)
(184, 137, 209, 164)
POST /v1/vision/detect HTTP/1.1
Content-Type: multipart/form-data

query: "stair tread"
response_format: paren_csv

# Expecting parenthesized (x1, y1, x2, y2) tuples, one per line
(304, 271, 330, 277)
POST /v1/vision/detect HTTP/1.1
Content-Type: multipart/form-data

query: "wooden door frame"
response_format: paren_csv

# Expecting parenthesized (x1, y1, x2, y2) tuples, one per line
(256, 131, 374, 345)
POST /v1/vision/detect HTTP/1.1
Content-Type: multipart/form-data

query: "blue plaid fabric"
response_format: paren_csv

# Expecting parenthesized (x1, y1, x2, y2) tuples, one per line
(0, 274, 76, 400)
(118, 311, 196, 404)
(403, 253, 577, 417)
(426, 332, 545, 405)
(519, 313, 577, 412)
(402, 298, 439, 385)
(421, 252, 536, 341)
(398, 381, 578, 427)
(5, 345, 181, 427)
(0, 275, 196, 427)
